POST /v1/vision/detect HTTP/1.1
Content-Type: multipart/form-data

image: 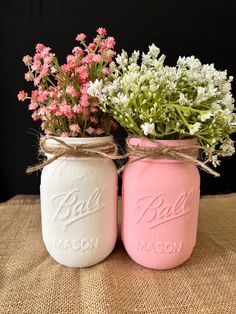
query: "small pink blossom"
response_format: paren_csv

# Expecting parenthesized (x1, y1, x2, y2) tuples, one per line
(17, 90, 28, 101)
(66, 85, 78, 97)
(92, 54, 102, 63)
(97, 27, 107, 36)
(72, 46, 83, 56)
(40, 47, 51, 58)
(43, 54, 54, 65)
(33, 75, 40, 84)
(40, 65, 49, 78)
(60, 132, 70, 137)
(90, 106, 98, 113)
(31, 90, 38, 99)
(31, 60, 42, 72)
(41, 122, 46, 130)
(93, 36, 100, 44)
(69, 124, 81, 132)
(102, 67, 110, 75)
(50, 66, 57, 73)
(24, 72, 33, 81)
(67, 54, 75, 65)
(73, 104, 83, 114)
(31, 112, 38, 121)
(44, 129, 52, 135)
(35, 43, 45, 52)
(37, 91, 48, 102)
(90, 116, 98, 124)
(87, 43, 96, 51)
(76, 33, 86, 41)
(28, 101, 38, 110)
(96, 128, 105, 135)
(82, 54, 93, 65)
(80, 95, 90, 107)
(59, 103, 74, 119)
(86, 127, 95, 135)
(104, 37, 116, 49)
(77, 65, 89, 80)
(22, 55, 33, 66)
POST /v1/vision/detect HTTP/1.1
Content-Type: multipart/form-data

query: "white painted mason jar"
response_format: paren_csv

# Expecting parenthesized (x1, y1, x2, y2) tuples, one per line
(40, 136, 117, 267)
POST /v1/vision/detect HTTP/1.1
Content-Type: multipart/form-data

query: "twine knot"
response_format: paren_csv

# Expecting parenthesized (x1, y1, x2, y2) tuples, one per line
(26, 136, 121, 174)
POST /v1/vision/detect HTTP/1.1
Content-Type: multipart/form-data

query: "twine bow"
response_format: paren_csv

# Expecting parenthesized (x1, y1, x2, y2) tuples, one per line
(26, 135, 220, 177)
(117, 136, 220, 177)
(26, 136, 122, 174)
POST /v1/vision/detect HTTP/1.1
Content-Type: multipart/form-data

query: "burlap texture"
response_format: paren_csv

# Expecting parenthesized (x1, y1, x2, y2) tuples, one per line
(0, 194, 236, 314)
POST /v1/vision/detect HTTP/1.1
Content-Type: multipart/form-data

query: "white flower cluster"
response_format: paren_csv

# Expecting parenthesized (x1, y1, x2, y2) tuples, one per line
(88, 44, 236, 166)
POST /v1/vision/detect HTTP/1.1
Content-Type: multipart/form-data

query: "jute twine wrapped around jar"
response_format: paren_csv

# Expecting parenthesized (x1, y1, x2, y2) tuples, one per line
(26, 135, 219, 177)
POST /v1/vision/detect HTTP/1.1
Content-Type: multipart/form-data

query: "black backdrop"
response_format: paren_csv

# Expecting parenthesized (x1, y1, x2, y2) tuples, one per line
(1, 0, 236, 201)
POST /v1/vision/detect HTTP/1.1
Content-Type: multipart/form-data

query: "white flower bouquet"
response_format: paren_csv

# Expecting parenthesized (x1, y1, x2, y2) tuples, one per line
(88, 44, 236, 166)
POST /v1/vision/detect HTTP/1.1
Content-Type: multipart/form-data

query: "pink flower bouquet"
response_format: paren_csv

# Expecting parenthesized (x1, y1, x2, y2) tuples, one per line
(18, 27, 117, 137)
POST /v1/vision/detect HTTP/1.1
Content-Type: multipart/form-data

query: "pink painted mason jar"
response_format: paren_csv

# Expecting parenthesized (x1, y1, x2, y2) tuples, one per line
(122, 137, 200, 269)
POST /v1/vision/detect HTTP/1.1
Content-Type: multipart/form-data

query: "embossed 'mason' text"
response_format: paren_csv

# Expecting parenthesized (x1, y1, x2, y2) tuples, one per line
(137, 241, 183, 254)
(53, 237, 99, 251)
(136, 190, 194, 229)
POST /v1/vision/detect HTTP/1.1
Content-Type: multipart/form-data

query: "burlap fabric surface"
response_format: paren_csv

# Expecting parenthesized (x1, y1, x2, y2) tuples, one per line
(0, 194, 236, 314)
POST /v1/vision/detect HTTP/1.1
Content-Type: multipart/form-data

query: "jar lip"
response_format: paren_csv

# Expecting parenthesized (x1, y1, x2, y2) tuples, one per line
(45, 135, 113, 146)
(128, 136, 198, 148)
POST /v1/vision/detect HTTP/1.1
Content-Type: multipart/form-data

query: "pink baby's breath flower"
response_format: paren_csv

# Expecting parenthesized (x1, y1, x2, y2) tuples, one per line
(40, 47, 51, 58)
(40, 65, 49, 78)
(31, 60, 42, 72)
(72, 46, 83, 56)
(61, 63, 72, 74)
(31, 90, 38, 99)
(87, 43, 96, 51)
(72, 104, 82, 114)
(102, 67, 110, 75)
(28, 101, 38, 110)
(34, 53, 41, 61)
(35, 43, 45, 52)
(82, 54, 93, 65)
(80, 95, 90, 107)
(50, 66, 57, 73)
(77, 65, 89, 80)
(97, 27, 107, 36)
(41, 122, 46, 130)
(17, 90, 28, 101)
(67, 54, 75, 65)
(104, 37, 116, 49)
(22, 55, 33, 66)
(76, 33, 86, 41)
(93, 36, 100, 44)
(103, 49, 116, 63)
(86, 127, 95, 135)
(25, 71, 33, 81)
(92, 54, 102, 63)
(66, 85, 78, 97)
(59, 103, 74, 119)
(43, 54, 54, 65)
(69, 124, 81, 132)
(45, 129, 52, 135)
(98, 43, 107, 51)
(37, 91, 48, 102)
(96, 128, 105, 135)
(60, 132, 70, 137)
(90, 106, 98, 113)
(90, 116, 98, 124)
(31, 112, 38, 121)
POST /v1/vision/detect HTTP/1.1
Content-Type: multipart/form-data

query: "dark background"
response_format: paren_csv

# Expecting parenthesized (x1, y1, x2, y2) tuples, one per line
(0, 0, 235, 201)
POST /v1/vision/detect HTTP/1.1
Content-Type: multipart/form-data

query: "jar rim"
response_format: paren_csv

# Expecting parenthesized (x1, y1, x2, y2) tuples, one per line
(45, 135, 113, 146)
